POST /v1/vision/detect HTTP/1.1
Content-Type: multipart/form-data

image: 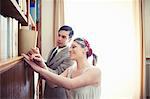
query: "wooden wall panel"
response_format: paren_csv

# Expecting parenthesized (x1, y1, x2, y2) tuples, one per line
(0, 61, 34, 99)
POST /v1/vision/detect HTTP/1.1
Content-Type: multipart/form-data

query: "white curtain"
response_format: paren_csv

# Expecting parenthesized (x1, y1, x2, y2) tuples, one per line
(53, 0, 65, 45)
(39, 0, 65, 98)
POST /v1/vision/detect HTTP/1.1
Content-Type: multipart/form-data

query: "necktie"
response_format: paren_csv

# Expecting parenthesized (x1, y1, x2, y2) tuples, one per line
(50, 48, 58, 61)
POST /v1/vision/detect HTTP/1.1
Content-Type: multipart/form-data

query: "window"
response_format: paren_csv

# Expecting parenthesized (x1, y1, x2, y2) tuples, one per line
(64, 0, 141, 99)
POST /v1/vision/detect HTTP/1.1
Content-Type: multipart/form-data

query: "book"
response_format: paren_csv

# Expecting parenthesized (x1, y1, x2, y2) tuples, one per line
(12, 18, 18, 57)
(0, 15, 8, 59)
(7, 17, 13, 58)
(30, 0, 36, 23)
(18, 29, 38, 55)
(0, 15, 2, 59)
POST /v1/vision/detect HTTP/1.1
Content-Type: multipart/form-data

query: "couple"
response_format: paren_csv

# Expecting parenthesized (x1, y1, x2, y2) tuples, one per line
(22, 25, 101, 99)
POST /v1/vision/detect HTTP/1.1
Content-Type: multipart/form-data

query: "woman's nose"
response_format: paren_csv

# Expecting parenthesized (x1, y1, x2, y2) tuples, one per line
(69, 48, 72, 52)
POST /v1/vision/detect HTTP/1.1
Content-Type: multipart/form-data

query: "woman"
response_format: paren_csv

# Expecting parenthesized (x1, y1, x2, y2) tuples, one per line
(23, 38, 101, 99)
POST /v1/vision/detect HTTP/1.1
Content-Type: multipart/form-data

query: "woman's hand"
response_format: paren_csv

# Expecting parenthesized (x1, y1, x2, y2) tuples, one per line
(25, 47, 47, 69)
(22, 53, 42, 72)
(22, 53, 47, 69)
(30, 53, 47, 69)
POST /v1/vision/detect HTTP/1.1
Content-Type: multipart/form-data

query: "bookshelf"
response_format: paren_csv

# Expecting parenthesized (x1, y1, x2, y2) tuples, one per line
(0, 0, 41, 98)
(0, 0, 28, 25)
(0, 0, 41, 67)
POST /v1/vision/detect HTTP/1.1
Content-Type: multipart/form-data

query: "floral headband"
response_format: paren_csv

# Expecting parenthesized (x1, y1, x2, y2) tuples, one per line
(83, 38, 93, 58)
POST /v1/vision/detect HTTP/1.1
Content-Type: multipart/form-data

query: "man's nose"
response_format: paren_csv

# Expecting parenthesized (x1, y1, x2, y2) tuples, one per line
(58, 36, 62, 41)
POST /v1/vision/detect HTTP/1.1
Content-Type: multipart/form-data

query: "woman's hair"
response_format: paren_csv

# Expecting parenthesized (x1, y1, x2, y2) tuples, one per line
(74, 38, 97, 66)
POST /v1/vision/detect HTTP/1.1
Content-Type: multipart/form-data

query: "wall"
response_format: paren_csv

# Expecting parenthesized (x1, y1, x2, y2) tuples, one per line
(146, 60, 150, 98)
(41, 0, 54, 60)
(144, 0, 150, 58)
(144, 0, 150, 98)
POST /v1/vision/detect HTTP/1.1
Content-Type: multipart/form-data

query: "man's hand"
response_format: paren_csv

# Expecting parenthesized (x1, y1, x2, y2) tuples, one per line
(27, 47, 40, 56)
(22, 47, 47, 69)
(27, 47, 42, 61)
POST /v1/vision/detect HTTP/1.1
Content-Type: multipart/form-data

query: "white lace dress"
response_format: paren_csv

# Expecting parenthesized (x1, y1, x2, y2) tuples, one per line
(66, 67, 101, 99)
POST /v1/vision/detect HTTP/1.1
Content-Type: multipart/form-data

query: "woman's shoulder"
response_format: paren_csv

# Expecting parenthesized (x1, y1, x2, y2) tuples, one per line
(84, 66, 101, 76)
(83, 66, 101, 85)
(86, 66, 101, 72)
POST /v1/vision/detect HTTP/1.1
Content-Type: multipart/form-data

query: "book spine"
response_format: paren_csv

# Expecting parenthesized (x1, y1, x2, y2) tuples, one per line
(7, 17, 13, 58)
(0, 15, 8, 59)
(12, 18, 19, 57)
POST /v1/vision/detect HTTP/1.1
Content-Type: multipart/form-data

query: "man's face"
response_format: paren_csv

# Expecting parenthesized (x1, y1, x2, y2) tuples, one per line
(56, 30, 70, 48)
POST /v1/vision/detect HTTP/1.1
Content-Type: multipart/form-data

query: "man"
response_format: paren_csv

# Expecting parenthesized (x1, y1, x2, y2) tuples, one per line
(26, 25, 74, 99)
(44, 25, 74, 99)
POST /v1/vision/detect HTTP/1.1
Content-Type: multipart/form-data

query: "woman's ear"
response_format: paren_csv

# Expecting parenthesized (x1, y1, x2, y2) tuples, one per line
(82, 47, 87, 54)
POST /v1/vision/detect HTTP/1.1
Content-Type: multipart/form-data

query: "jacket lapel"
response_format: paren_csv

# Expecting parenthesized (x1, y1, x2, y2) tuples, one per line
(48, 47, 69, 66)
(47, 47, 56, 64)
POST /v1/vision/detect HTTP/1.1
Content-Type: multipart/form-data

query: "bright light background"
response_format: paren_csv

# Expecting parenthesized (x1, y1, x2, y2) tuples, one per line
(64, 0, 141, 99)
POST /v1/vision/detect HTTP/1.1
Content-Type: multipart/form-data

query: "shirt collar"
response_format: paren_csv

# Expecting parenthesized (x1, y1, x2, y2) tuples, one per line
(56, 46, 67, 52)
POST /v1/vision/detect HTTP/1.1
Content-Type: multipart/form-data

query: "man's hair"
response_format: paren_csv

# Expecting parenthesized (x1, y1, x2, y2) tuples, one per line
(58, 25, 74, 38)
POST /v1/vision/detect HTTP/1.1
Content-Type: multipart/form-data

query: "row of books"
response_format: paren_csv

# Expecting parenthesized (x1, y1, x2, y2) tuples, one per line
(0, 14, 19, 60)
(16, 0, 39, 23)
(16, 0, 27, 15)
(30, 0, 36, 23)
(0, 14, 38, 60)
(30, 0, 41, 23)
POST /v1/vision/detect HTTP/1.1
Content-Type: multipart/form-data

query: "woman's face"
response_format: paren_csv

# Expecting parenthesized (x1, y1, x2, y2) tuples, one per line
(69, 41, 85, 60)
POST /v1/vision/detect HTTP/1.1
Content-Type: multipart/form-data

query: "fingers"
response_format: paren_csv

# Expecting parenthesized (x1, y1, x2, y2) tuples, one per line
(27, 50, 34, 57)
(22, 53, 41, 63)
(27, 47, 40, 57)
(31, 47, 40, 54)
(33, 56, 42, 62)
(23, 58, 40, 73)
(24, 58, 30, 64)
(30, 54, 42, 62)
(21, 53, 30, 60)
(22, 53, 46, 71)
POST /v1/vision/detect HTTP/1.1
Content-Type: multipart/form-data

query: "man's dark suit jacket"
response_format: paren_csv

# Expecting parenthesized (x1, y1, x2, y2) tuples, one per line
(44, 47, 73, 99)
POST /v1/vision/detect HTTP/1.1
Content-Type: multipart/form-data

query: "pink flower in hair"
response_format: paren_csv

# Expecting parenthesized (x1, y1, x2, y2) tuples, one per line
(83, 39, 90, 48)
(83, 38, 93, 57)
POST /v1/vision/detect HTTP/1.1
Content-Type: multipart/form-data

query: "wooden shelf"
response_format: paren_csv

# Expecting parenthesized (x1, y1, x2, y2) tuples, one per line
(0, 56, 24, 74)
(0, 0, 28, 25)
